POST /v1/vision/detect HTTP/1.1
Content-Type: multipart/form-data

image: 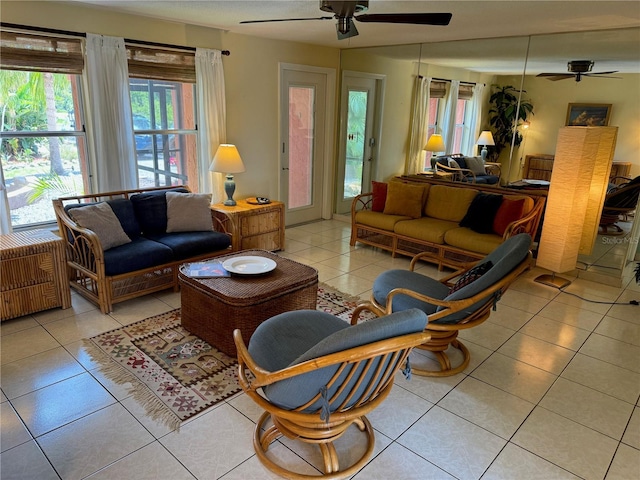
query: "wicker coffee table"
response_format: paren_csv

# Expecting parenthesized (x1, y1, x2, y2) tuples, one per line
(178, 250, 318, 356)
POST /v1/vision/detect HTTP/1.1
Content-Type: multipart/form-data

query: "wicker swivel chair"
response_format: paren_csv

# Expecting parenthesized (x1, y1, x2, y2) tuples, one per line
(352, 233, 532, 377)
(234, 308, 429, 479)
(599, 176, 640, 235)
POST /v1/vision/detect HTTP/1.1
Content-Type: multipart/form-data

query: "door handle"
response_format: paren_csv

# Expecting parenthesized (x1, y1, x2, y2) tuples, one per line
(282, 167, 290, 170)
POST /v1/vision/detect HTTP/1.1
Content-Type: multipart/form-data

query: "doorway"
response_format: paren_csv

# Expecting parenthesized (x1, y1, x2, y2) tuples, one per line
(279, 64, 335, 226)
(335, 71, 384, 214)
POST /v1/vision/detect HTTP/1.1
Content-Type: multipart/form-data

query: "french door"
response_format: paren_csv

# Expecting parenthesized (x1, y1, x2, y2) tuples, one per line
(335, 72, 383, 214)
(280, 65, 334, 226)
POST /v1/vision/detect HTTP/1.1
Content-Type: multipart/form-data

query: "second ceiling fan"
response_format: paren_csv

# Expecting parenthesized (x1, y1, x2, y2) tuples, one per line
(537, 60, 620, 82)
(240, 1, 452, 40)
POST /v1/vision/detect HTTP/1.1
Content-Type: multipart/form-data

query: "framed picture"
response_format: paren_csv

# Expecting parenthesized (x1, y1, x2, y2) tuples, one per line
(566, 103, 612, 126)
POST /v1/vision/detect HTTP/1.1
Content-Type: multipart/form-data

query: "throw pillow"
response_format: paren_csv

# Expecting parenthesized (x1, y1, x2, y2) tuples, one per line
(371, 181, 388, 212)
(383, 181, 425, 218)
(459, 193, 504, 234)
(464, 156, 487, 176)
(493, 197, 526, 236)
(449, 261, 494, 294)
(69, 202, 132, 250)
(166, 191, 214, 232)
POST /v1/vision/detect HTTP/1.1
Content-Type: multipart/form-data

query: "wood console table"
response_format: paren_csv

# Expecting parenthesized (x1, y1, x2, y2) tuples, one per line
(1, 230, 71, 320)
(211, 199, 285, 252)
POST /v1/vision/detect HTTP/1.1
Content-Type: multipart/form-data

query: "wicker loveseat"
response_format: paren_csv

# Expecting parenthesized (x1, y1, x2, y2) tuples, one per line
(350, 177, 545, 269)
(53, 186, 231, 313)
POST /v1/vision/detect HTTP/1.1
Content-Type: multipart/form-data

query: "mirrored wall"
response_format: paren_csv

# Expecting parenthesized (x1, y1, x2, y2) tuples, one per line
(339, 27, 640, 284)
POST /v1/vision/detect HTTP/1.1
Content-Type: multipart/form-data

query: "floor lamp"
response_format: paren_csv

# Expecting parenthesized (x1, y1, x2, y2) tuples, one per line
(535, 126, 618, 288)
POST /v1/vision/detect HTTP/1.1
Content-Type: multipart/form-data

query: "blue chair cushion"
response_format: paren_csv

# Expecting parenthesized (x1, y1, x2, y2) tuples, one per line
(373, 233, 531, 325)
(103, 237, 174, 276)
(373, 269, 450, 314)
(130, 187, 189, 235)
(249, 309, 427, 412)
(145, 231, 231, 260)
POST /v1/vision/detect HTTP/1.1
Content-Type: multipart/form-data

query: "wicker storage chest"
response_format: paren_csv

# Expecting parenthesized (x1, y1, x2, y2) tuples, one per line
(179, 250, 318, 356)
(1, 230, 71, 320)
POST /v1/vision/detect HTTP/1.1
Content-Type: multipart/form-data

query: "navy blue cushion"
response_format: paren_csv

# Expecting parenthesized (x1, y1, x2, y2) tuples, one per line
(454, 156, 467, 169)
(65, 199, 141, 240)
(460, 193, 504, 234)
(145, 231, 231, 260)
(105, 198, 141, 239)
(373, 269, 450, 314)
(251, 309, 427, 412)
(474, 175, 500, 185)
(130, 187, 189, 235)
(103, 237, 174, 276)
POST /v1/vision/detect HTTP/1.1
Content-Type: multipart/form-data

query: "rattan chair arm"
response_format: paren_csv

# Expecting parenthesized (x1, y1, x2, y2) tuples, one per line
(484, 162, 502, 176)
(234, 328, 430, 389)
(351, 192, 373, 217)
(502, 201, 545, 239)
(436, 162, 476, 182)
(385, 252, 532, 320)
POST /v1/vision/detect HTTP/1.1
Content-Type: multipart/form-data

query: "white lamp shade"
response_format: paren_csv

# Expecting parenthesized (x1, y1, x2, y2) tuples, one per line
(476, 131, 495, 146)
(536, 126, 618, 274)
(424, 134, 446, 153)
(209, 144, 246, 173)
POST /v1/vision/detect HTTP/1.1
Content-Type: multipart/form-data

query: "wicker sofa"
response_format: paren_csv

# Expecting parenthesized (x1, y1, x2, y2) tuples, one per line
(53, 186, 231, 313)
(350, 177, 546, 269)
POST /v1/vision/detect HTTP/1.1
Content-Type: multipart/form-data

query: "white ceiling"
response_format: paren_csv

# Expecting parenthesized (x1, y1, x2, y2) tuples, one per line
(68, 0, 640, 73)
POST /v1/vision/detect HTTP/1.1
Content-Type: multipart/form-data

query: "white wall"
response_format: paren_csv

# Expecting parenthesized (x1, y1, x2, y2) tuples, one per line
(1, 1, 341, 204)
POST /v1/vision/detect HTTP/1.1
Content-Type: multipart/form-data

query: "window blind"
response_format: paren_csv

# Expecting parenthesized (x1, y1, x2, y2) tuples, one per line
(458, 84, 474, 100)
(430, 80, 447, 98)
(0, 30, 83, 73)
(126, 44, 196, 83)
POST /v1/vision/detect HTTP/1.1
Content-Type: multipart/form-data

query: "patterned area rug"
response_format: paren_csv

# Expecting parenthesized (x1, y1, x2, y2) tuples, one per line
(84, 283, 372, 430)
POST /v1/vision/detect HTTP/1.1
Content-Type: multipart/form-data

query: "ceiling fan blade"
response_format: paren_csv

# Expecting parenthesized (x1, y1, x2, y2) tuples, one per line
(536, 73, 575, 81)
(355, 12, 452, 26)
(589, 71, 619, 75)
(584, 74, 622, 79)
(240, 16, 332, 24)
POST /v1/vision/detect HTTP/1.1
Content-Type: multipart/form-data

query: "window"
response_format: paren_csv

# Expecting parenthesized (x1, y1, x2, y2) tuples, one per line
(130, 79, 196, 188)
(1, 30, 88, 229)
(127, 44, 198, 189)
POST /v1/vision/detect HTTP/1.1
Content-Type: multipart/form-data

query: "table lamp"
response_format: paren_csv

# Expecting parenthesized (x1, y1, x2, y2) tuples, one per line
(477, 131, 495, 161)
(210, 144, 246, 206)
(424, 134, 446, 168)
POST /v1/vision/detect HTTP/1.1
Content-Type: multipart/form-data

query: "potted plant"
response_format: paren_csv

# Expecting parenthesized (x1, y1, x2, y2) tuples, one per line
(488, 85, 534, 161)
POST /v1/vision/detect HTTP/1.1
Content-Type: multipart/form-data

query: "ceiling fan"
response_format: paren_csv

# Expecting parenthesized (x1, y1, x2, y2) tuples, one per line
(537, 60, 620, 82)
(240, 1, 452, 40)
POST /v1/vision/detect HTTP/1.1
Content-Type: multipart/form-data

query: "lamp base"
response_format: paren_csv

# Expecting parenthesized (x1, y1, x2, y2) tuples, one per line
(480, 146, 488, 162)
(534, 273, 571, 289)
(223, 174, 237, 206)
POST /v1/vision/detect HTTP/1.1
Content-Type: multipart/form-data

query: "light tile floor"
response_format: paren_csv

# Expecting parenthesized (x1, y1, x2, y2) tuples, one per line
(1, 219, 639, 479)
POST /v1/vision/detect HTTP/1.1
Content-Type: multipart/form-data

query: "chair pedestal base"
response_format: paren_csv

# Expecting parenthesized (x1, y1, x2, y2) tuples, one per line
(413, 332, 471, 377)
(253, 411, 375, 480)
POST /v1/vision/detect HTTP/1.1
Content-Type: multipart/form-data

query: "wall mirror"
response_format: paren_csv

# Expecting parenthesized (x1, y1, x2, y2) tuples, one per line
(338, 27, 639, 285)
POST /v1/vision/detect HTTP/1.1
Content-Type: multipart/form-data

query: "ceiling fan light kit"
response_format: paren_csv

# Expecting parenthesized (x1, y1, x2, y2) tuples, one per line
(241, 0, 452, 40)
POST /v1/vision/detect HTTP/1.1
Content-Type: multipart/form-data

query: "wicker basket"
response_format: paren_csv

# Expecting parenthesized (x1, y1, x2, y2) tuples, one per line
(179, 250, 318, 356)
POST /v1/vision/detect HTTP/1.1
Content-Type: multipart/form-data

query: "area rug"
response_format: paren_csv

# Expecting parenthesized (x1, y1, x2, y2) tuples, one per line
(84, 283, 372, 430)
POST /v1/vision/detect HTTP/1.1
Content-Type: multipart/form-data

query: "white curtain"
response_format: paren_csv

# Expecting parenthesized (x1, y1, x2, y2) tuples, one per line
(405, 76, 431, 175)
(441, 80, 460, 154)
(195, 48, 226, 200)
(83, 34, 137, 192)
(0, 164, 12, 234)
(460, 83, 484, 156)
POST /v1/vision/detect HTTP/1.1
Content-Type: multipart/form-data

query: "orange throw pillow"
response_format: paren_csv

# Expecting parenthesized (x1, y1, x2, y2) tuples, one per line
(493, 198, 526, 236)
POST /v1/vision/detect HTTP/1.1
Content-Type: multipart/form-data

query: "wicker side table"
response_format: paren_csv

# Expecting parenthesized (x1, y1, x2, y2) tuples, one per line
(1, 230, 71, 320)
(179, 250, 317, 356)
(211, 199, 285, 252)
